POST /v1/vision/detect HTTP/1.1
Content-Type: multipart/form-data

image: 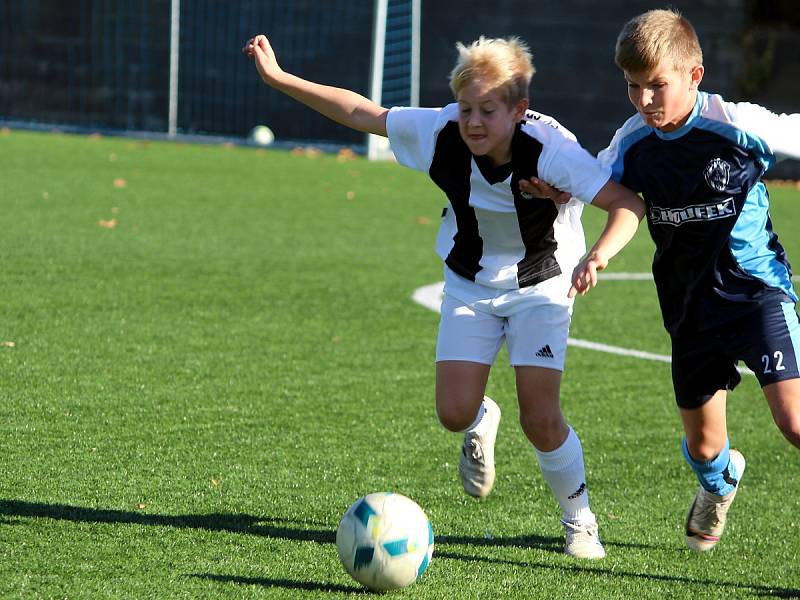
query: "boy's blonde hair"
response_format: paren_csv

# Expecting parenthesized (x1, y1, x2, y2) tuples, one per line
(449, 36, 534, 105)
(615, 9, 703, 74)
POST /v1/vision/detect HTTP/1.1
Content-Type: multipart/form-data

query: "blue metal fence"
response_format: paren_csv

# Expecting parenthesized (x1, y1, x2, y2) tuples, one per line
(0, 1, 375, 147)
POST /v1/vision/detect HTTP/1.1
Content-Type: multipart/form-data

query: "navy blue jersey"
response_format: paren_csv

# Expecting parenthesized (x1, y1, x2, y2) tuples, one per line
(600, 92, 800, 334)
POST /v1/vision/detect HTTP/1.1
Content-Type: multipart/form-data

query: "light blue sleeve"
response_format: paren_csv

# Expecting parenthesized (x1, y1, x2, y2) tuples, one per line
(596, 114, 650, 185)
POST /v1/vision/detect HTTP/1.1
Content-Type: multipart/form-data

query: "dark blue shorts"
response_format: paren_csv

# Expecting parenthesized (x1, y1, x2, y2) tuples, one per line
(671, 301, 800, 409)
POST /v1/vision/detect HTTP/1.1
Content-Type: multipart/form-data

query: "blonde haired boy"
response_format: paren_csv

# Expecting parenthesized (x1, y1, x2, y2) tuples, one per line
(449, 35, 534, 104)
(244, 34, 643, 559)
(562, 8, 800, 552)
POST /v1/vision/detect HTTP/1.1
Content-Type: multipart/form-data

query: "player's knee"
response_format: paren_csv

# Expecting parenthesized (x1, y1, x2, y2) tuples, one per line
(774, 413, 800, 449)
(435, 399, 474, 432)
(519, 410, 563, 447)
(437, 411, 469, 432)
(684, 439, 722, 463)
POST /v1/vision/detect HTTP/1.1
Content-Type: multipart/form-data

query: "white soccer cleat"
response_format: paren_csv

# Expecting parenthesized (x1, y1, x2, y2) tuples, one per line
(685, 449, 746, 552)
(562, 519, 606, 559)
(458, 397, 501, 498)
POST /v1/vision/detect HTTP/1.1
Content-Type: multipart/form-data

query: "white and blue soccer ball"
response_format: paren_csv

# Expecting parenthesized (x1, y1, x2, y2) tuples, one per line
(336, 492, 434, 591)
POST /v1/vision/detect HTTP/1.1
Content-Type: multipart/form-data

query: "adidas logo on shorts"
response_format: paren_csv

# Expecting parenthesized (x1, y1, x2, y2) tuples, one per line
(535, 345, 554, 359)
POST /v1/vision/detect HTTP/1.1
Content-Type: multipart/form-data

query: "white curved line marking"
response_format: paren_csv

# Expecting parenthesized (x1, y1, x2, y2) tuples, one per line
(411, 275, 754, 376)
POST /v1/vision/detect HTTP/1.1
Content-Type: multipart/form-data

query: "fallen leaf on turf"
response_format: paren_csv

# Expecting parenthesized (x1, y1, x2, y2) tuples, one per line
(345, 191, 355, 200)
(113, 178, 127, 188)
(210, 479, 221, 487)
(98, 218, 118, 229)
(337, 148, 356, 162)
(290, 146, 321, 158)
(135, 503, 147, 510)
(415, 216, 431, 225)
(1, 341, 16, 347)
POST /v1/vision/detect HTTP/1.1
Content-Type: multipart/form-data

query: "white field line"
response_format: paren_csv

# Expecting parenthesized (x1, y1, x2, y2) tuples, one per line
(605, 272, 800, 282)
(411, 275, 755, 376)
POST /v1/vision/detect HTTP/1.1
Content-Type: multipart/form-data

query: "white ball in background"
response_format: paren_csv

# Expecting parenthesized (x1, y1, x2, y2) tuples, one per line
(249, 125, 275, 146)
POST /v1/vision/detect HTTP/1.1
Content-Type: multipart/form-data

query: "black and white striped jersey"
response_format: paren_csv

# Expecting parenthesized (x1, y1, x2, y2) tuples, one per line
(386, 104, 610, 290)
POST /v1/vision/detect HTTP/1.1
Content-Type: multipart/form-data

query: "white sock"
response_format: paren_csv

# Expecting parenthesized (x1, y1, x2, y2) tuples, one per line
(533, 426, 595, 523)
(460, 396, 493, 435)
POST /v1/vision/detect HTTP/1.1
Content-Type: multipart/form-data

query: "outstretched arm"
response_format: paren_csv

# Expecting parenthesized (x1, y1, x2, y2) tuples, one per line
(242, 35, 389, 137)
(520, 177, 644, 297)
(570, 180, 644, 297)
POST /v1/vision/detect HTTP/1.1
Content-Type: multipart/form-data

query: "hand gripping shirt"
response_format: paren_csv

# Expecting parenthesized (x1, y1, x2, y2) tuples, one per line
(599, 91, 800, 335)
(386, 104, 610, 290)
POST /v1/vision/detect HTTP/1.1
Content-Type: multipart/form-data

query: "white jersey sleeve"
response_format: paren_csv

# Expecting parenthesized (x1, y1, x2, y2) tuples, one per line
(522, 114, 611, 205)
(730, 101, 800, 162)
(385, 106, 443, 172)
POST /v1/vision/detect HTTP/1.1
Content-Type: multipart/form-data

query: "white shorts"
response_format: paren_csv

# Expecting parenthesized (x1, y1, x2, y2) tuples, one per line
(436, 268, 574, 369)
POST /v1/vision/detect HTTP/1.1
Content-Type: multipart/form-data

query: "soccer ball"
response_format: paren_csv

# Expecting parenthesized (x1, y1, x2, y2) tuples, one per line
(336, 492, 434, 591)
(249, 125, 274, 146)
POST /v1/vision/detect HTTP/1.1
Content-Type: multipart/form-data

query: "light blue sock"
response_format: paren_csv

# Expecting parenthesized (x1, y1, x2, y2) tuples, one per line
(681, 438, 740, 496)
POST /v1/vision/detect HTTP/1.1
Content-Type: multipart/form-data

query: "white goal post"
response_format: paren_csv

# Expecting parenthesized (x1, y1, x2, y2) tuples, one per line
(367, 0, 421, 160)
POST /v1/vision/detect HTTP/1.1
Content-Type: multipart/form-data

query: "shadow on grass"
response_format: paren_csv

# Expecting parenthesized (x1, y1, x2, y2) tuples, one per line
(439, 532, 653, 552)
(187, 573, 368, 594)
(2, 499, 797, 598)
(0, 498, 335, 541)
(0, 499, 574, 553)
(436, 551, 800, 598)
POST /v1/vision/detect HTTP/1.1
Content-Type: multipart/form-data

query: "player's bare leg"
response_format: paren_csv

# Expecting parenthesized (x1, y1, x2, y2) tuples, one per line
(515, 366, 567, 451)
(680, 390, 729, 461)
(436, 360, 499, 498)
(679, 390, 746, 551)
(764, 378, 800, 448)
(516, 366, 604, 559)
(435, 360, 491, 432)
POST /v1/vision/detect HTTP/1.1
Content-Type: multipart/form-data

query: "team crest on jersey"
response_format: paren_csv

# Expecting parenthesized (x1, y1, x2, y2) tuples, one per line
(703, 158, 731, 192)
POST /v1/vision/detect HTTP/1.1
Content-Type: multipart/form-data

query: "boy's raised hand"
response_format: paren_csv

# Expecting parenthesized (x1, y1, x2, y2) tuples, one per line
(242, 35, 283, 86)
(569, 251, 608, 298)
(241, 33, 388, 136)
(519, 177, 572, 205)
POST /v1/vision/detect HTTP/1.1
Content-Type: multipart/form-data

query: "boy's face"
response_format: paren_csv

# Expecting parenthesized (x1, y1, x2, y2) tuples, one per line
(456, 80, 528, 165)
(624, 61, 704, 132)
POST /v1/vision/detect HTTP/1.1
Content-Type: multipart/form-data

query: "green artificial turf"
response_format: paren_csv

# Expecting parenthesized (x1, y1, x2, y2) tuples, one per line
(1, 130, 798, 598)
